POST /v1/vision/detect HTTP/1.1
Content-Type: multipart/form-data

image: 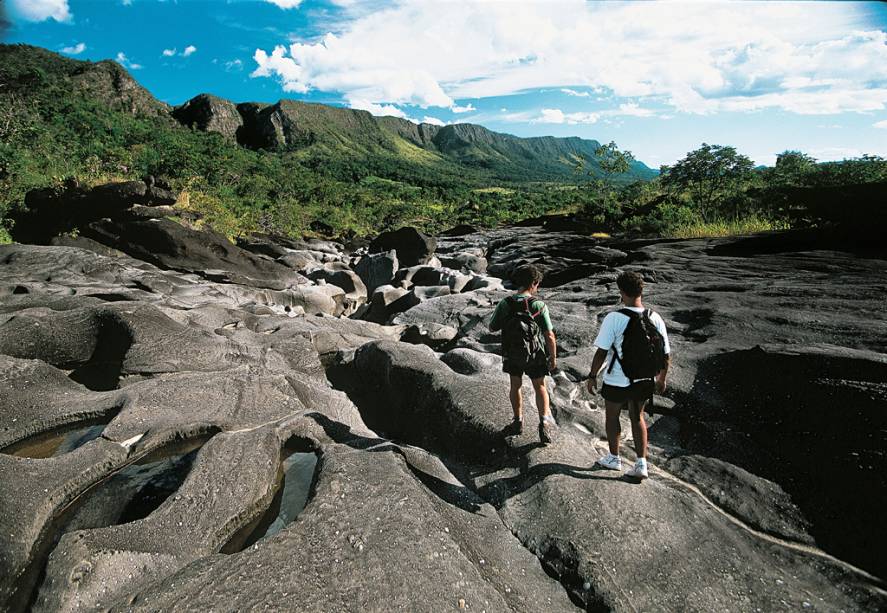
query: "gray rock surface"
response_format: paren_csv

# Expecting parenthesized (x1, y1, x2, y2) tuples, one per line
(1, 223, 885, 612)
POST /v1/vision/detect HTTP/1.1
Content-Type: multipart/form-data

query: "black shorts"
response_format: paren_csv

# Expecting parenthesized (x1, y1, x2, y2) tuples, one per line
(503, 352, 550, 380)
(601, 380, 654, 406)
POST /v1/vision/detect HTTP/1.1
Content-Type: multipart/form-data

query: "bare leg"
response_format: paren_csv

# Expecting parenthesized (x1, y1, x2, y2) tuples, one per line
(628, 400, 648, 459)
(509, 375, 523, 421)
(530, 377, 550, 420)
(604, 400, 624, 455)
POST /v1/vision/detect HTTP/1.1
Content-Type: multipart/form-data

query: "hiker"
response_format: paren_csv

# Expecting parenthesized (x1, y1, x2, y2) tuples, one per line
(489, 264, 558, 444)
(587, 271, 670, 479)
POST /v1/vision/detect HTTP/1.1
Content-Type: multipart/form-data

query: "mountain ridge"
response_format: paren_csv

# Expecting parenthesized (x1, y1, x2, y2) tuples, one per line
(173, 93, 657, 182)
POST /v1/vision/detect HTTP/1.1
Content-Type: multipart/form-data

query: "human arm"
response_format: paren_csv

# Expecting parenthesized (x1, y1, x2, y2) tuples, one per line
(652, 312, 671, 394)
(586, 347, 609, 394)
(656, 354, 670, 394)
(544, 330, 557, 370)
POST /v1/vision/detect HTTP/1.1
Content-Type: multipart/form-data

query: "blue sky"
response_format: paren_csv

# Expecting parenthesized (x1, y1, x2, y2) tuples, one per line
(4, 0, 887, 168)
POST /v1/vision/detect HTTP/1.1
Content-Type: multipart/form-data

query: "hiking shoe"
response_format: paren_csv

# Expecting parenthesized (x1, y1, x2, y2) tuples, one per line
(596, 453, 622, 470)
(539, 416, 557, 444)
(503, 418, 523, 436)
(626, 459, 649, 480)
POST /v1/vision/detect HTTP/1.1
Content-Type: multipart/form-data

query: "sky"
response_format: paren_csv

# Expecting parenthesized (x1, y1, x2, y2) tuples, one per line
(3, 0, 887, 168)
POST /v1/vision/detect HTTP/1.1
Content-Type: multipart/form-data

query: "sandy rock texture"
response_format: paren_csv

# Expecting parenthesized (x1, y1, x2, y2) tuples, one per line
(1, 217, 885, 612)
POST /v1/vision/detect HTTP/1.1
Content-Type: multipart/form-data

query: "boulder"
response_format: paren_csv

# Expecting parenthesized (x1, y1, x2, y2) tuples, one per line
(81, 218, 304, 290)
(439, 252, 488, 275)
(362, 284, 410, 324)
(308, 264, 368, 315)
(9, 179, 178, 244)
(353, 250, 398, 294)
(387, 286, 452, 320)
(369, 227, 436, 267)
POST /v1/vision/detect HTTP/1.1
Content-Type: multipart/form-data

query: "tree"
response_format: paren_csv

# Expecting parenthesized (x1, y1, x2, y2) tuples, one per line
(770, 150, 817, 187)
(660, 143, 755, 221)
(595, 140, 635, 179)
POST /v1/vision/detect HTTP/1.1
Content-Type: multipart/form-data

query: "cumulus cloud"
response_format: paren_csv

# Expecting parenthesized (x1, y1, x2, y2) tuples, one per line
(163, 46, 198, 58)
(422, 116, 446, 126)
(115, 52, 142, 70)
(873, 119, 887, 129)
(251, 1, 887, 117)
(9, 0, 70, 22)
(265, 0, 303, 9)
(225, 59, 244, 72)
(534, 108, 599, 125)
(451, 103, 476, 113)
(530, 103, 657, 125)
(61, 42, 86, 55)
(561, 88, 590, 98)
(349, 99, 408, 119)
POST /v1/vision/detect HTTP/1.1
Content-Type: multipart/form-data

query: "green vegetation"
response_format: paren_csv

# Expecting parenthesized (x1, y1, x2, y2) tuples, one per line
(577, 141, 886, 238)
(1, 44, 884, 242)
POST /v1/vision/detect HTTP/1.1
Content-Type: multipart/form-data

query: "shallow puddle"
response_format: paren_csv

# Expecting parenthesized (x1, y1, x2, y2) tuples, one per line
(3, 423, 106, 459)
(221, 451, 318, 553)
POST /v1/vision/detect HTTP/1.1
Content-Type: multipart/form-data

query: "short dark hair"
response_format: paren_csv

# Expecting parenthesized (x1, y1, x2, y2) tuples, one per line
(616, 271, 644, 298)
(512, 264, 543, 290)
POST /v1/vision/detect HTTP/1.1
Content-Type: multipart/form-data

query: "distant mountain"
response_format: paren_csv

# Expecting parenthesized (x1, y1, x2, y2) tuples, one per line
(172, 94, 657, 183)
(0, 43, 663, 240)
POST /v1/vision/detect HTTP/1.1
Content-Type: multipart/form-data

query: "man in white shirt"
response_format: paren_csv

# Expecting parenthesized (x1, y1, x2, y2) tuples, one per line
(586, 271, 670, 479)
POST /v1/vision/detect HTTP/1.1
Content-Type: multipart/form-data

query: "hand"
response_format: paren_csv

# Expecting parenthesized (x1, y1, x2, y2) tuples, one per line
(655, 377, 667, 395)
(548, 356, 557, 372)
(586, 378, 598, 395)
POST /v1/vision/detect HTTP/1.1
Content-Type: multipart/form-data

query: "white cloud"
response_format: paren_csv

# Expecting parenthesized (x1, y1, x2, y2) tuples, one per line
(225, 59, 244, 72)
(451, 103, 476, 113)
(265, 0, 303, 9)
(251, 1, 887, 117)
(422, 116, 446, 126)
(9, 0, 70, 22)
(533, 108, 600, 125)
(349, 99, 408, 119)
(61, 43, 86, 55)
(162, 48, 177, 57)
(529, 103, 657, 125)
(807, 146, 871, 161)
(561, 88, 590, 97)
(115, 52, 143, 71)
(182, 45, 197, 57)
(873, 120, 887, 129)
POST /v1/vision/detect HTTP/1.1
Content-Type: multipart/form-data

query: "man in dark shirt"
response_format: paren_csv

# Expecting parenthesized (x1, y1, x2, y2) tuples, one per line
(489, 264, 558, 443)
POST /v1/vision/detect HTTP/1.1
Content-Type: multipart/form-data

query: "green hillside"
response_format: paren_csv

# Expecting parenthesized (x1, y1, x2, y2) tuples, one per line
(0, 44, 654, 240)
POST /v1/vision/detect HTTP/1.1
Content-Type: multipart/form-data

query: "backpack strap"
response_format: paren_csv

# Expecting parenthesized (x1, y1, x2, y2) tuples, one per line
(509, 295, 542, 319)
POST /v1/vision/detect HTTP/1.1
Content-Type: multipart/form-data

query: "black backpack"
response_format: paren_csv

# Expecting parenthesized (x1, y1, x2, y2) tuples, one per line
(608, 308, 666, 380)
(501, 296, 544, 362)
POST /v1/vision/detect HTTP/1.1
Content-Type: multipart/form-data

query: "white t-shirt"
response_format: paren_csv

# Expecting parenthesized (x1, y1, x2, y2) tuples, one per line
(593, 307, 670, 387)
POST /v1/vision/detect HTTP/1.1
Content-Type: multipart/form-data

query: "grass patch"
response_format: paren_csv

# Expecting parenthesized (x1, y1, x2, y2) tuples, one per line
(665, 216, 790, 239)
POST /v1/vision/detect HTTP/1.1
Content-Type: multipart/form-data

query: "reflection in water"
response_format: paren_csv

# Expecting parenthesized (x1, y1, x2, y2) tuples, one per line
(260, 452, 318, 540)
(221, 451, 318, 553)
(3, 424, 106, 459)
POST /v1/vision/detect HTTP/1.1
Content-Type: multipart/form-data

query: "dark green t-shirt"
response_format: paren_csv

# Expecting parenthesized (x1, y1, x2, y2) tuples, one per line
(489, 294, 554, 332)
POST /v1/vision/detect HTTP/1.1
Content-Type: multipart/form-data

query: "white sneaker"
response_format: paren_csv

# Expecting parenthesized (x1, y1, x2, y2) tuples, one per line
(626, 459, 649, 479)
(596, 453, 622, 470)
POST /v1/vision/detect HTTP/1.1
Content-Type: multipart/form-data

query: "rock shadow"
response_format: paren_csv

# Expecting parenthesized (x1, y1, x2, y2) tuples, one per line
(67, 312, 133, 391)
(676, 346, 887, 578)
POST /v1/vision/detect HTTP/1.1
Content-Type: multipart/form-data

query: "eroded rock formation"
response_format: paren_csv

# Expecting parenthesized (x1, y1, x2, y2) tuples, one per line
(1, 199, 885, 611)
